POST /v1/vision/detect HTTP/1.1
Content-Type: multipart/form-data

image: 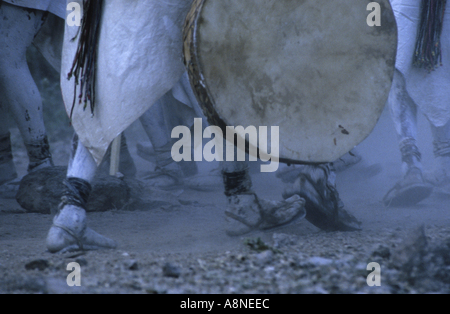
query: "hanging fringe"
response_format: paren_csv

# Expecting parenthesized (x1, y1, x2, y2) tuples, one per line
(413, 0, 447, 72)
(67, 0, 104, 121)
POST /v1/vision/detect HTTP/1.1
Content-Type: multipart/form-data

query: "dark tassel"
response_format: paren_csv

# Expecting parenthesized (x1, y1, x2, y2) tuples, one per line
(67, 0, 104, 121)
(413, 0, 447, 72)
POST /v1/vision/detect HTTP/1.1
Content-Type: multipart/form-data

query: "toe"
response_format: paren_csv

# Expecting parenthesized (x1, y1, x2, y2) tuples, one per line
(81, 227, 117, 250)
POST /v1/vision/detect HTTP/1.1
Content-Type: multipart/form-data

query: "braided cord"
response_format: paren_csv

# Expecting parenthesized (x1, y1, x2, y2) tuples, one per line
(413, 0, 447, 71)
(68, 0, 104, 120)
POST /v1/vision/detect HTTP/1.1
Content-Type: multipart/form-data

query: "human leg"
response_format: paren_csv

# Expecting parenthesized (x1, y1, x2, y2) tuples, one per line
(46, 134, 116, 253)
(0, 4, 54, 174)
(383, 70, 432, 206)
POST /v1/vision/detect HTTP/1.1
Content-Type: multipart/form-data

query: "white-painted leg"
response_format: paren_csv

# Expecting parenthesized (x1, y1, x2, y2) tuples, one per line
(66, 134, 97, 181)
(389, 70, 422, 174)
(0, 4, 54, 172)
(46, 134, 116, 253)
(383, 70, 432, 206)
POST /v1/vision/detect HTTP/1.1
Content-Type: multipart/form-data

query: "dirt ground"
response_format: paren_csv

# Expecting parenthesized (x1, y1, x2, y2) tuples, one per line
(1, 99, 450, 294)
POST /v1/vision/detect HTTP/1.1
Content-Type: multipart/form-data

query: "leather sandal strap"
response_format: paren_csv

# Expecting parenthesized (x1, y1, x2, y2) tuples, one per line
(52, 223, 84, 251)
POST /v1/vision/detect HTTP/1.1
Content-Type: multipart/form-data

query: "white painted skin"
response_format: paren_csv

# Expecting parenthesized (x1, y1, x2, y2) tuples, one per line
(388, 70, 422, 175)
(66, 136, 98, 181)
(389, 69, 450, 175)
(0, 3, 51, 178)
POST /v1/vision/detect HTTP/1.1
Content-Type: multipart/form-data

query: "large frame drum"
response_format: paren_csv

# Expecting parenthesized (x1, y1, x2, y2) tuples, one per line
(184, 0, 397, 164)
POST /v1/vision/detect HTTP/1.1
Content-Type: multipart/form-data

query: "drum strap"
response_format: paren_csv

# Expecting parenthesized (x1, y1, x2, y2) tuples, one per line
(67, 0, 104, 121)
(413, 0, 447, 71)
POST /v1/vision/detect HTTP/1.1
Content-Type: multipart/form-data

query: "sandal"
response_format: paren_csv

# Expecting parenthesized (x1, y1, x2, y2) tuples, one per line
(283, 165, 362, 231)
(224, 192, 306, 236)
(383, 168, 433, 207)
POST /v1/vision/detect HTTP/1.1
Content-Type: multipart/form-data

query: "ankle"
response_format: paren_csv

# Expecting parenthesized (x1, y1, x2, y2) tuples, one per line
(25, 136, 53, 172)
(223, 168, 252, 197)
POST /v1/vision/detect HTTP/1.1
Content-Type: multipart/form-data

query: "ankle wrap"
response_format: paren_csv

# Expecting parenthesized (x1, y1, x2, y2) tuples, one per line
(25, 136, 53, 171)
(400, 141, 421, 165)
(222, 168, 252, 197)
(433, 140, 450, 158)
(60, 177, 92, 210)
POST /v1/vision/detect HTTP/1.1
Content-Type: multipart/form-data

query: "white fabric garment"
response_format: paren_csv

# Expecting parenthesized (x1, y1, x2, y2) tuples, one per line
(2, 0, 66, 19)
(60, 0, 193, 164)
(391, 0, 450, 127)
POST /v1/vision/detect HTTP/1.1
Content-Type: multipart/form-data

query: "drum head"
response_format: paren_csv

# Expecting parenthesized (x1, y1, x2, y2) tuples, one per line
(184, 0, 397, 163)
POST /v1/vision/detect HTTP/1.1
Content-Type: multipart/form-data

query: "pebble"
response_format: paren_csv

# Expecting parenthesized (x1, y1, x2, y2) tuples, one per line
(25, 259, 49, 271)
(255, 250, 274, 265)
(305, 257, 334, 267)
(124, 260, 139, 271)
(163, 263, 181, 278)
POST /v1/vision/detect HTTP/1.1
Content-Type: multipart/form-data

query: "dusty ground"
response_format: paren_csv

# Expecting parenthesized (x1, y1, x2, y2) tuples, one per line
(1, 49, 450, 294)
